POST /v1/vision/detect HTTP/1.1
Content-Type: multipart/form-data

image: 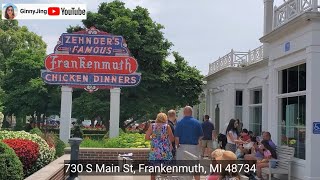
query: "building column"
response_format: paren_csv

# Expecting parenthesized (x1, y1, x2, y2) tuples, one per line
(224, 84, 235, 122)
(305, 46, 320, 180)
(109, 88, 121, 138)
(267, 61, 278, 145)
(263, 0, 274, 35)
(209, 89, 214, 119)
(262, 82, 269, 131)
(205, 89, 209, 115)
(198, 100, 204, 122)
(60, 86, 73, 143)
(243, 88, 250, 130)
(263, 0, 274, 59)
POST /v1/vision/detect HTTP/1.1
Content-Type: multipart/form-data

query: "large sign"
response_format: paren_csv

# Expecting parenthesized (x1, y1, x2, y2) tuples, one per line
(44, 54, 138, 74)
(41, 71, 141, 87)
(55, 34, 129, 56)
(41, 27, 141, 92)
(54, 29, 129, 56)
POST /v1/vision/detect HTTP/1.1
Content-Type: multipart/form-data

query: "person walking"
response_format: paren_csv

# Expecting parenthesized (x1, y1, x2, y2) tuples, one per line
(145, 113, 174, 180)
(201, 115, 215, 158)
(167, 109, 177, 159)
(175, 106, 203, 180)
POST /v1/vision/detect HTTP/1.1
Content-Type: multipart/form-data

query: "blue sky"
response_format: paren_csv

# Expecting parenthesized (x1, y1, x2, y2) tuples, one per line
(3, 0, 286, 75)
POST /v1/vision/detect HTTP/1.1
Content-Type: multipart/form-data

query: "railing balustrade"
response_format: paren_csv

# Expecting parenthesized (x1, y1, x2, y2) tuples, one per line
(273, 0, 318, 29)
(208, 45, 264, 76)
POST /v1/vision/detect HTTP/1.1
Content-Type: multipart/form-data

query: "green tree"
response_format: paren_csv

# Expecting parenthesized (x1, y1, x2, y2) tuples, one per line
(72, 91, 110, 127)
(68, 1, 203, 128)
(2, 49, 47, 126)
(0, 18, 60, 127)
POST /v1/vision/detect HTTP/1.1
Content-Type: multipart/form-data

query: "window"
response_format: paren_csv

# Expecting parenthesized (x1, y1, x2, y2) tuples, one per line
(249, 89, 262, 136)
(236, 91, 243, 106)
(250, 106, 262, 136)
(235, 90, 243, 121)
(251, 89, 262, 104)
(278, 63, 306, 160)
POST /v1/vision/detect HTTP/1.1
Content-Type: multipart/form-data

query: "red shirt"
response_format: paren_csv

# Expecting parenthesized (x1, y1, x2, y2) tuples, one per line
(241, 134, 250, 141)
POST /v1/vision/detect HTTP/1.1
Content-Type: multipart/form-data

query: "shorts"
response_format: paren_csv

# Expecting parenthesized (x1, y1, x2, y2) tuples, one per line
(201, 140, 213, 148)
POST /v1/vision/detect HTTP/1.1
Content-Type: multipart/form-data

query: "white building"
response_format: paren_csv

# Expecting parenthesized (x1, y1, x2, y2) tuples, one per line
(201, 0, 320, 179)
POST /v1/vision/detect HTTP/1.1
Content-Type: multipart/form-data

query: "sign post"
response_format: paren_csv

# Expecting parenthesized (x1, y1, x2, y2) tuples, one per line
(110, 88, 121, 138)
(41, 27, 141, 142)
(60, 86, 73, 143)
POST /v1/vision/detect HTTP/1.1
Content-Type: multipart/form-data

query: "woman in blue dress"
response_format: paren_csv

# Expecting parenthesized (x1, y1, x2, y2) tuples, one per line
(145, 112, 174, 180)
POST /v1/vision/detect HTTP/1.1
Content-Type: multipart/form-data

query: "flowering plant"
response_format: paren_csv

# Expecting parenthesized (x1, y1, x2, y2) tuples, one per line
(2, 139, 39, 176)
(0, 131, 55, 174)
(281, 135, 297, 145)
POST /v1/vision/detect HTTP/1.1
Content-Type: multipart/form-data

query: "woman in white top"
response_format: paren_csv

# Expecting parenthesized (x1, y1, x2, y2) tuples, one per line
(225, 119, 240, 153)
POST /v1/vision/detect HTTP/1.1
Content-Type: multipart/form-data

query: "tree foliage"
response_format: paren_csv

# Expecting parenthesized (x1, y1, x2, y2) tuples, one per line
(72, 91, 110, 126)
(0, 2, 204, 129)
(69, 1, 204, 127)
(0, 17, 60, 123)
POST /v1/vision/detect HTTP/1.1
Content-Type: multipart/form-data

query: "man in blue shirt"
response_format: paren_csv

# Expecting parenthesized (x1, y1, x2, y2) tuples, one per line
(244, 131, 276, 161)
(201, 115, 215, 158)
(175, 106, 203, 158)
(175, 106, 203, 180)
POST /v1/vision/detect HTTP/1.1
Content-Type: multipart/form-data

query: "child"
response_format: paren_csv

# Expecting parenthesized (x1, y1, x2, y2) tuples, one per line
(235, 129, 251, 158)
(207, 149, 240, 180)
(255, 140, 277, 180)
(240, 129, 250, 142)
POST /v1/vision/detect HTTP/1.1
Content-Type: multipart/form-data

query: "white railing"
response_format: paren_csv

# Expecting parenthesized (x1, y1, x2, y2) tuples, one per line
(273, 0, 319, 29)
(208, 45, 264, 76)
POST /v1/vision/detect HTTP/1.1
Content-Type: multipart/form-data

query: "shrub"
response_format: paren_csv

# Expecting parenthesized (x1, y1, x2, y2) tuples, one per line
(80, 137, 105, 148)
(2, 139, 39, 177)
(0, 131, 55, 174)
(82, 129, 107, 134)
(29, 127, 43, 137)
(83, 134, 105, 140)
(0, 141, 24, 180)
(80, 133, 150, 148)
(54, 135, 66, 158)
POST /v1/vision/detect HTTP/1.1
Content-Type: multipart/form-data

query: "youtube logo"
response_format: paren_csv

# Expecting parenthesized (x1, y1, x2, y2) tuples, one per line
(48, 7, 60, 16)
